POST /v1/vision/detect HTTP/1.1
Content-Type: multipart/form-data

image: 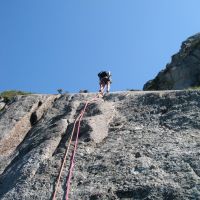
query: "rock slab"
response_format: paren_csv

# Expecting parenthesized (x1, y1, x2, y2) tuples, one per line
(0, 91, 200, 200)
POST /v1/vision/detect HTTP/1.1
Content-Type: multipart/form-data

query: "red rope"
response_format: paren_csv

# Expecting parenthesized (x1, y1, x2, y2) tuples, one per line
(65, 95, 99, 199)
(52, 114, 82, 200)
(65, 101, 89, 200)
(52, 94, 99, 200)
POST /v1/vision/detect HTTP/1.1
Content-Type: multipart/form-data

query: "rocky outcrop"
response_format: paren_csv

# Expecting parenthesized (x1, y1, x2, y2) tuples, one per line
(144, 33, 200, 90)
(0, 91, 200, 199)
(0, 98, 6, 111)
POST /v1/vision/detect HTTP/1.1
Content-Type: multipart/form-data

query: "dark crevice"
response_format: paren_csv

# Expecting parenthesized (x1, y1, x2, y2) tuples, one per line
(30, 112, 37, 126)
(38, 101, 42, 107)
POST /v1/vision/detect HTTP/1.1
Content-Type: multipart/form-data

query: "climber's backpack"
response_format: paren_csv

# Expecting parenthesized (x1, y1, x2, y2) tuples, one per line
(98, 71, 109, 79)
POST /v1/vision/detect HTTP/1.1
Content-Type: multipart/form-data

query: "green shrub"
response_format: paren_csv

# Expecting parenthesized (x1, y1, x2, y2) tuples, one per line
(0, 90, 32, 102)
(57, 89, 63, 94)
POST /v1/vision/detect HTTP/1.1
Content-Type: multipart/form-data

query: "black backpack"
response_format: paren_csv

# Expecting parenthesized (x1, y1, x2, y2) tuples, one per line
(98, 71, 109, 78)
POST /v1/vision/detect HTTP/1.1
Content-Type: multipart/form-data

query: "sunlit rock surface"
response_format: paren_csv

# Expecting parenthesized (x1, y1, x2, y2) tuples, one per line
(0, 91, 200, 199)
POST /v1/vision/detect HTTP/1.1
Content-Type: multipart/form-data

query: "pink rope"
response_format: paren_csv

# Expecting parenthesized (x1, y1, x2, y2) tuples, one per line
(65, 95, 99, 200)
(65, 101, 89, 200)
(52, 94, 99, 200)
(52, 114, 82, 200)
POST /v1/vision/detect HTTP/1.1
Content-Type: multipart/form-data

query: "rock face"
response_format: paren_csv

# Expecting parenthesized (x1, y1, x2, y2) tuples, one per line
(0, 91, 200, 200)
(144, 33, 200, 90)
(0, 98, 6, 111)
(0, 103, 5, 111)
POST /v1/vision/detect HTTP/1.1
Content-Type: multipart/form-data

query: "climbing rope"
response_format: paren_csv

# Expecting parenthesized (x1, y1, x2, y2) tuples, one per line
(52, 94, 100, 200)
(65, 100, 89, 200)
(52, 114, 82, 200)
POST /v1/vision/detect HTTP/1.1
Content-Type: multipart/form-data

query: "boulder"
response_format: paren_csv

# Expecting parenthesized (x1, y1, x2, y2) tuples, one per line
(144, 33, 200, 90)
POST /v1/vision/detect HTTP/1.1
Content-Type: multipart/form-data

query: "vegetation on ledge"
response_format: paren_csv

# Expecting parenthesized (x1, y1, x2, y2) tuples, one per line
(0, 90, 32, 102)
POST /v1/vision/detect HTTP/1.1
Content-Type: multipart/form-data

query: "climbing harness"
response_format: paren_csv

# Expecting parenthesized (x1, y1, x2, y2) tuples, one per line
(52, 93, 102, 200)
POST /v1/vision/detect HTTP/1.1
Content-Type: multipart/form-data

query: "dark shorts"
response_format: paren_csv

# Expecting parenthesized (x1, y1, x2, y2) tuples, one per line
(100, 77, 110, 84)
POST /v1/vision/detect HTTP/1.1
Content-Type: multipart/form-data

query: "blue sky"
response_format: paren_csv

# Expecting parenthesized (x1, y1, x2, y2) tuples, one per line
(1, 0, 200, 94)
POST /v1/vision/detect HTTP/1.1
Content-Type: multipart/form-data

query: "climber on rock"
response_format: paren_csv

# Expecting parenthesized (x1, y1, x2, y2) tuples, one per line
(98, 71, 112, 95)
